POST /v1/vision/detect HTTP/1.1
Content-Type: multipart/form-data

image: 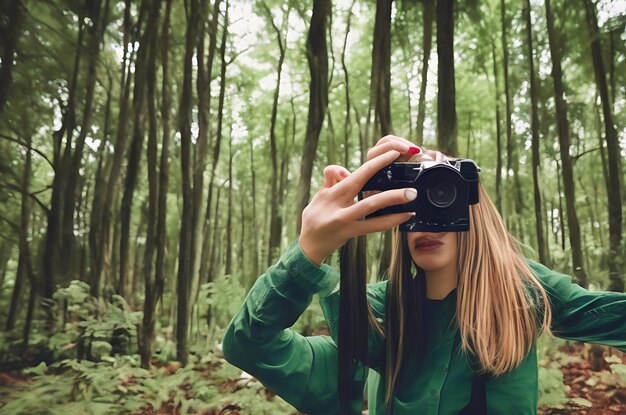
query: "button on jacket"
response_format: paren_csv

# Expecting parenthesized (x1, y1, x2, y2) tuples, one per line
(222, 240, 626, 415)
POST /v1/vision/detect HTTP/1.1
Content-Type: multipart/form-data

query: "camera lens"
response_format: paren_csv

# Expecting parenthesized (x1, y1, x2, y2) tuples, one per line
(427, 181, 457, 208)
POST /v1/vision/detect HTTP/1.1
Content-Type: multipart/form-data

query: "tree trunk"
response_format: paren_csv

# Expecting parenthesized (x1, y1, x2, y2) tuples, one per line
(41, 15, 84, 307)
(367, 0, 393, 143)
(120, 0, 153, 300)
(63, 0, 105, 284)
(341, 0, 356, 167)
(491, 40, 503, 213)
(296, 0, 330, 234)
(189, 0, 221, 310)
(176, 0, 201, 365)
(198, 0, 225, 292)
(226, 135, 233, 275)
(501, 0, 513, 177)
(91, 0, 134, 298)
(436, 0, 457, 156)
(545, 0, 587, 285)
(524, 0, 548, 265)
(140, 0, 163, 370)
(0, 0, 24, 112)
(416, 0, 434, 143)
(250, 140, 259, 278)
(263, 2, 289, 267)
(6, 128, 32, 331)
(582, 0, 623, 291)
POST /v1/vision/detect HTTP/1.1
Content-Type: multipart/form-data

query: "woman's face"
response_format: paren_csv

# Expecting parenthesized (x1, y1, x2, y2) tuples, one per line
(406, 231, 459, 274)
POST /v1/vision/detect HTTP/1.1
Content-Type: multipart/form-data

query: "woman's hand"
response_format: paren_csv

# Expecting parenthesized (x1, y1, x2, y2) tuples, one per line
(366, 135, 450, 163)
(298, 150, 418, 266)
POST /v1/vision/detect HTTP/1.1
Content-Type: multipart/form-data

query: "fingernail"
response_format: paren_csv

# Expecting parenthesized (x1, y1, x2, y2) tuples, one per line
(405, 188, 417, 200)
(408, 146, 421, 155)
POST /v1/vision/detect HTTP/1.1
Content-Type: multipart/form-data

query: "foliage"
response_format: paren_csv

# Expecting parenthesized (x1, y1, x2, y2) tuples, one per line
(537, 335, 570, 408)
(48, 281, 142, 361)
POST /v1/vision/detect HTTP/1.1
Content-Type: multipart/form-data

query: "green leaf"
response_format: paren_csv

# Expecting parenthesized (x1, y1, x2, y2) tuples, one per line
(569, 397, 593, 408)
(23, 361, 47, 376)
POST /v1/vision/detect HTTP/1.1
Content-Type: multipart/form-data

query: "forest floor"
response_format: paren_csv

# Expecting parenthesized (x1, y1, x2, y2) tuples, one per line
(540, 344, 626, 415)
(0, 344, 625, 414)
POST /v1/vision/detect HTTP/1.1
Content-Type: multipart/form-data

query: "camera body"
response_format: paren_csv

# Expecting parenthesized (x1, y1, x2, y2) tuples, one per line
(360, 159, 480, 232)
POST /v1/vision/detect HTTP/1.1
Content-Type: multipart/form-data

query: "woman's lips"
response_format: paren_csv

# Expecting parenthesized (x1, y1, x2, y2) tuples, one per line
(414, 237, 443, 252)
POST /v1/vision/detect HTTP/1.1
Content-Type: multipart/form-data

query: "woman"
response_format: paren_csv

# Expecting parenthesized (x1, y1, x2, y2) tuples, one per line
(223, 136, 626, 414)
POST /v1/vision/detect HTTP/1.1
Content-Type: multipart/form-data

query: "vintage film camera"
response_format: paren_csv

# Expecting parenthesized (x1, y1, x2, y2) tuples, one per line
(360, 159, 480, 232)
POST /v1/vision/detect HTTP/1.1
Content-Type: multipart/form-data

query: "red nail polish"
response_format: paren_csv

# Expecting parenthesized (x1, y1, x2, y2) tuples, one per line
(408, 146, 421, 155)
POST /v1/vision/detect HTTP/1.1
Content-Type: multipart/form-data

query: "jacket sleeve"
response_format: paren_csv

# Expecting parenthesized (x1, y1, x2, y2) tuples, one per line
(529, 261, 626, 352)
(222, 240, 349, 414)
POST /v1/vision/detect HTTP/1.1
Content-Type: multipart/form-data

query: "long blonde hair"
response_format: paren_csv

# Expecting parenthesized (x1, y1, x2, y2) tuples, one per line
(338, 185, 553, 411)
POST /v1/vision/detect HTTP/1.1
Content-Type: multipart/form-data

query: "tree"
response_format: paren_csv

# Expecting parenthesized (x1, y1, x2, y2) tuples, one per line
(262, 1, 290, 266)
(524, 0, 549, 266)
(582, 0, 623, 292)
(296, 0, 330, 234)
(176, 0, 201, 366)
(436, 0, 458, 156)
(545, 0, 587, 285)
(416, 0, 434, 143)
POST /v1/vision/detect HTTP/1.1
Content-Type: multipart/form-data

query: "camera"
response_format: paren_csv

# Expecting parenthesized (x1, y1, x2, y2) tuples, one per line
(360, 159, 480, 232)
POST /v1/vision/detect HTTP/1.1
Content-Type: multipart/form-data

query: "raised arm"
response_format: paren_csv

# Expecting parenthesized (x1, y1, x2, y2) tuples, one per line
(223, 240, 347, 413)
(224, 149, 417, 413)
(529, 261, 626, 351)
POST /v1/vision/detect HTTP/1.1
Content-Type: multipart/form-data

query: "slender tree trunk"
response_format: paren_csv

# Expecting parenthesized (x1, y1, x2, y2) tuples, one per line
(263, 2, 289, 267)
(176, 0, 201, 366)
(198, 0, 225, 290)
(92, 0, 134, 297)
(88, 74, 114, 296)
(368, 0, 393, 142)
(6, 130, 32, 331)
(208, 184, 224, 280)
(189, 0, 220, 309)
(341, 0, 356, 167)
(436, 0, 457, 156)
(501, 0, 513, 177)
(63, 0, 105, 284)
(365, 0, 394, 279)
(296, 0, 330, 234)
(525, 0, 548, 265)
(226, 135, 234, 275)
(249, 140, 259, 278)
(545, 0, 587, 285)
(491, 40, 503, 213)
(120, 0, 152, 299)
(416, 0, 434, 143)
(0, 0, 24, 112)
(140, 0, 163, 369)
(582, 0, 623, 291)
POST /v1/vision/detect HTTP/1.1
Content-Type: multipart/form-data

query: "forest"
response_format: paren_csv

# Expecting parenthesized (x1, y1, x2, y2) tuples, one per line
(0, 0, 625, 413)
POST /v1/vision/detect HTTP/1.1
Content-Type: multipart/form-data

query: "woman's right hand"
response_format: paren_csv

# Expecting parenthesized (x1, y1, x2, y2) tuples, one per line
(366, 135, 449, 162)
(298, 149, 417, 266)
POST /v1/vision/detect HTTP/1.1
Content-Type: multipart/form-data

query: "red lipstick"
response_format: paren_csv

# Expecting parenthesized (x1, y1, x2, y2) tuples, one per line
(414, 236, 443, 252)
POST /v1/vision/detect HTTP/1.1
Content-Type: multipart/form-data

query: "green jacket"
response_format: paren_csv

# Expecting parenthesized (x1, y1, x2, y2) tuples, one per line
(222, 240, 626, 414)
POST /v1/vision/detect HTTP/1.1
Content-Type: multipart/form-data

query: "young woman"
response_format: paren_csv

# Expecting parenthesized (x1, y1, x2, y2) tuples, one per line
(223, 136, 626, 414)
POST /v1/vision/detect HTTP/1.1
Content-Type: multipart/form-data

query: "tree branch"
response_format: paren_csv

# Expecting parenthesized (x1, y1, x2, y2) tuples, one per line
(0, 183, 50, 214)
(0, 133, 55, 170)
(573, 146, 600, 163)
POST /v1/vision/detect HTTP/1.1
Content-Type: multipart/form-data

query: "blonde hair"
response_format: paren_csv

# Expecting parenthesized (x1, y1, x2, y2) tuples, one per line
(379, 184, 553, 405)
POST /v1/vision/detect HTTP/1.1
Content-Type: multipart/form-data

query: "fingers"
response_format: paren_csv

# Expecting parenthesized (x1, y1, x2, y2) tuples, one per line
(333, 149, 400, 196)
(343, 187, 417, 222)
(368, 135, 421, 162)
(349, 212, 416, 237)
(323, 165, 350, 188)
